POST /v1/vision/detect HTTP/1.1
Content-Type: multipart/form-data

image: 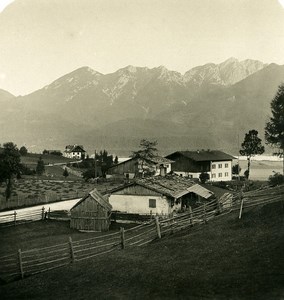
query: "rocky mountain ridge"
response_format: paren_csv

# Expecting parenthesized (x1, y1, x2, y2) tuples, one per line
(0, 58, 283, 155)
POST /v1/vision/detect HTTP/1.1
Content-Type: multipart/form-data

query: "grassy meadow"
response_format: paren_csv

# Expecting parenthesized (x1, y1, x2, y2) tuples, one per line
(0, 201, 283, 299)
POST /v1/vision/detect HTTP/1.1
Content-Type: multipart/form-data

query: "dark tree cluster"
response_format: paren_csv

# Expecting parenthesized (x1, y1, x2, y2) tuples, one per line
(42, 149, 62, 156)
(0, 142, 21, 200)
(82, 150, 117, 181)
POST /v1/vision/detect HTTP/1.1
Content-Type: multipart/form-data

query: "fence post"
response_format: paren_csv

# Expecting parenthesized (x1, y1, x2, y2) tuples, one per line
(155, 216, 161, 239)
(170, 212, 174, 235)
(18, 249, 24, 279)
(69, 237, 75, 263)
(48, 207, 51, 219)
(217, 199, 222, 215)
(120, 227, 125, 249)
(14, 211, 17, 226)
(203, 203, 207, 224)
(189, 206, 193, 227)
(41, 207, 45, 220)
(239, 196, 244, 219)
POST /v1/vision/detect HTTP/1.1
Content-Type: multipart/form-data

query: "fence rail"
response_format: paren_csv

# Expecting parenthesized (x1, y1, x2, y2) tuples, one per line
(0, 185, 283, 283)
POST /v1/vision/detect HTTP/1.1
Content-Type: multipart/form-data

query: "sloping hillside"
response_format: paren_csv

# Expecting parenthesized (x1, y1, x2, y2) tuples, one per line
(0, 201, 283, 299)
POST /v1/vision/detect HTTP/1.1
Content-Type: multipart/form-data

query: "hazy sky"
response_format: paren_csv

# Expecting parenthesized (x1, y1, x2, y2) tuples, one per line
(0, 0, 284, 95)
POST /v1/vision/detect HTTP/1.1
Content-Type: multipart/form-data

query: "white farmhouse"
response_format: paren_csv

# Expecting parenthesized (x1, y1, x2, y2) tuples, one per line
(166, 150, 235, 182)
(108, 175, 215, 216)
(63, 145, 86, 160)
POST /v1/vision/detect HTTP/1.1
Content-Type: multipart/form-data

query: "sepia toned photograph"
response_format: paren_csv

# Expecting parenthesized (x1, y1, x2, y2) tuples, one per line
(0, 0, 283, 299)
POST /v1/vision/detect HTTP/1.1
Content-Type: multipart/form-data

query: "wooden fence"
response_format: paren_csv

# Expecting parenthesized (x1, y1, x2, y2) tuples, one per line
(0, 185, 283, 283)
(0, 207, 70, 228)
(0, 199, 218, 282)
(231, 184, 284, 218)
(0, 208, 45, 227)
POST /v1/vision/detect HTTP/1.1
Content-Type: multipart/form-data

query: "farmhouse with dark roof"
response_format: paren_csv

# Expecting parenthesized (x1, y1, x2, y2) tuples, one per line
(166, 150, 235, 182)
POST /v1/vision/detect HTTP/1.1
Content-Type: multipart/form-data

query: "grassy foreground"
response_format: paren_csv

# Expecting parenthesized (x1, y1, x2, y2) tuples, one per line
(0, 202, 283, 300)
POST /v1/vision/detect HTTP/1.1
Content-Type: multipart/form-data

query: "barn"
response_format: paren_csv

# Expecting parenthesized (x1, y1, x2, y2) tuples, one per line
(106, 156, 173, 178)
(108, 175, 215, 216)
(70, 189, 112, 231)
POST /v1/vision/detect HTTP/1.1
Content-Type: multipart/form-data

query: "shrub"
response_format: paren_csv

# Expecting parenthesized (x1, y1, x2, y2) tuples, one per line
(199, 172, 209, 184)
(268, 172, 284, 187)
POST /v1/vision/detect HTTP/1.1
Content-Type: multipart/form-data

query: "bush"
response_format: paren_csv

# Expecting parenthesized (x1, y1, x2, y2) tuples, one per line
(268, 172, 284, 187)
(19, 146, 28, 156)
(199, 172, 209, 184)
(19, 164, 36, 176)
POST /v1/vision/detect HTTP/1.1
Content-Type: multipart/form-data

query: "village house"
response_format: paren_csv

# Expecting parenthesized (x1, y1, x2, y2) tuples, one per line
(106, 156, 173, 179)
(107, 175, 216, 216)
(70, 189, 112, 231)
(166, 150, 235, 182)
(63, 144, 86, 160)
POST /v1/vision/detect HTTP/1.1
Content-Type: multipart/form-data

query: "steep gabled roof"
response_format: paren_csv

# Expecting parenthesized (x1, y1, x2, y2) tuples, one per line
(65, 144, 86, 153)
(108, 175, 214, 199)
(107, 156, 173, 171)
(166, 150, 235, 162)
(71, 188, 112, 211)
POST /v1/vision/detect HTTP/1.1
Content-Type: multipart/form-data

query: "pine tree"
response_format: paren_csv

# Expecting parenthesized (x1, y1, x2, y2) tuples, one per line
(36, 156, 45, 175)
(265, 84, 284, 174)
(132, 139, 158, 159)
(239, 130, 265, 179)
(63, 168, 69, 179)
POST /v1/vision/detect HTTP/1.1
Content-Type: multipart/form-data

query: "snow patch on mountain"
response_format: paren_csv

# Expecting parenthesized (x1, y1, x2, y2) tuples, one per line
(184, 58, 266, 86)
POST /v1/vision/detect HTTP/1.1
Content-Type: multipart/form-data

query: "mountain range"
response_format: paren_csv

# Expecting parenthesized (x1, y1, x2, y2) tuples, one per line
(1, 58, 283, 156)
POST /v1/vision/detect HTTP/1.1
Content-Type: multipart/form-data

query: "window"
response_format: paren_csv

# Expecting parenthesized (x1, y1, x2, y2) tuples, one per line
(225, 163, 229, 168)
(149, 199, 156, 208)
(218, 164, 222, 168)
(225, 172, 229, 177)
(218, 173, 222, 177)
(212, 173, 216, 178)
(212, 164, 216, 169)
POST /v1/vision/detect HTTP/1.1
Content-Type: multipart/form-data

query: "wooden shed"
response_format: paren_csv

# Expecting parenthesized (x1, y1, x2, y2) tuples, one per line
(70, 189, 112, 232)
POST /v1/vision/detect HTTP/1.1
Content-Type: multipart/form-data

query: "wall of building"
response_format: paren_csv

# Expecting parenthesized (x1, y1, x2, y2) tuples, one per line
(109, 194, 173, 215)
(63, 152, 83, 159)
(168, 155, 210, 173)
(70, 196, 110, 231)
(210, 160, 232, 181)
(174, 160, 232, 182)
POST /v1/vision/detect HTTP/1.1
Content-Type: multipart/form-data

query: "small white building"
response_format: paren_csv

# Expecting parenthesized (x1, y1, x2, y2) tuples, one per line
(63, 145, 86, 160)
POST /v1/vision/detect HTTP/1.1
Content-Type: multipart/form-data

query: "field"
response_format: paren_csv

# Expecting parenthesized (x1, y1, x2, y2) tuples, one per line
(0, 179, 122, 211)
(0, 201, 283, 299)
(239, 160, 283, 180)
